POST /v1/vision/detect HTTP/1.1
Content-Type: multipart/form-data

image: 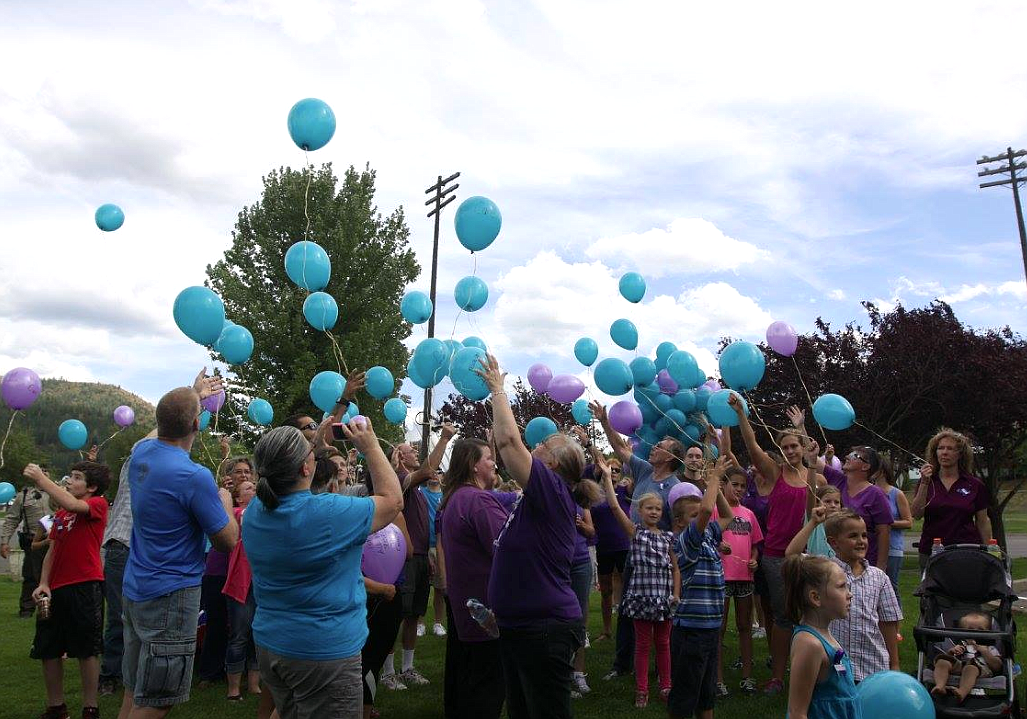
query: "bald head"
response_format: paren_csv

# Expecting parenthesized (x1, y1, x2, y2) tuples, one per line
(156, 387, 200, 440)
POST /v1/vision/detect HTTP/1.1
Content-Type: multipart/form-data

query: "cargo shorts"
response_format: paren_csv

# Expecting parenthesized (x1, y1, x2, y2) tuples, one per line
(122, 585, 200, 708)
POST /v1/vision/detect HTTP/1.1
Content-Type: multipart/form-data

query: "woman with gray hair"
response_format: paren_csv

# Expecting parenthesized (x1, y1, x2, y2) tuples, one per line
(476, 354, 601, 719)
(243, 417, 404, 719)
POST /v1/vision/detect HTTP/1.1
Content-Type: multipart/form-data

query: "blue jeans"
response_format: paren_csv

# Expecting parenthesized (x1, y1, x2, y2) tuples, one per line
(100, 540, 129, 682)
(886, 555, 903, 595)
(226, 589, 257, 675)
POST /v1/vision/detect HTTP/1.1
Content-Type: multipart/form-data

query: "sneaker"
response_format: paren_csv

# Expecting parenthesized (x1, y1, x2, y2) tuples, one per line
(740, 677, 757, 694)
(400, 669, 430, 686)
(97, 678, 119, 697)
(634, 691, 649, 709)
(752, 626, 767, 639)
(715, 682, 730, 699)
(584, 631, 591, 649)
(432, 623, 447, 637)
(763, 678, 784, 695)
(573, 673, 591, 694)
(416, 623, 426, 637)
(570, 690, 582, 699)
(380, 674, 407, 691)
(730, 656, 743, 670)
(39, 705, 69, 719)
(82, 709, 100, 719)
(659, 687, 672, 703)
(603, 669, 628, 681)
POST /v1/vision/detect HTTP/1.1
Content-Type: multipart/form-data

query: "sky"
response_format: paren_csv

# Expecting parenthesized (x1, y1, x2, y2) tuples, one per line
(1, 0, 1026, 433)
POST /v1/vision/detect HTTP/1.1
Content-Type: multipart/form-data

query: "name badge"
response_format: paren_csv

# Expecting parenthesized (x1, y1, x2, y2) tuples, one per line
(834, 662, 847, 674)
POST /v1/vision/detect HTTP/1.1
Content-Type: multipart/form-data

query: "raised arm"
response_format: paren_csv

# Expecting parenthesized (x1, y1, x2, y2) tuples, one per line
(23, 464, 91, 514)
(910, 463, 932, 519)
(576, 508, 596, 539)
(697, 459, 726, 535)
(785, 506, 826, 556)
(404, 423, 456, 491)
(720, 426, 739, 466)
(803, 440, 821, 516)
(208, 487, 240, 552)
(337, 418, 404, 532)
(590, 401, 632, 464)
(477, 355, 533, 486)
(598, 454, 635, 538)
(728, 393, 779, 487)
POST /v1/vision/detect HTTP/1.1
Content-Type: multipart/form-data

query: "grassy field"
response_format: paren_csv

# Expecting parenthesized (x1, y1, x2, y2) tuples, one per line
(2, 557, 1027, 719)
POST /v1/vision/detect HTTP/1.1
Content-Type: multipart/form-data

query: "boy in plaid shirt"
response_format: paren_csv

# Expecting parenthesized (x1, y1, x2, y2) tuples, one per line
(669, 458, 734, 719)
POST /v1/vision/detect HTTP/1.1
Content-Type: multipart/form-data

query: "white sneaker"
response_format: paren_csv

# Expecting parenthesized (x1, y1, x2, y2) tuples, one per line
(583, 631, 591, 649)
(400, 669, 430, 686)
(752, 626, 767, 639)
(433, 622, 447, 636)
(573, 673, 591, 694)
(381, 674, 407, 691)
(416, 623, 426, 637)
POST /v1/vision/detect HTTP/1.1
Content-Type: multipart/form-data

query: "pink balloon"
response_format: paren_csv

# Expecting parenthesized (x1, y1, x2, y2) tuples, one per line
(201, 390, 226, 414)
(668, 481, 703, 507)
(527, 363, 553, 394)
(1, 367, 42, 410)
(113, 405, 135, 428)
(609, 400, 643, 435)
(657, 369, 678, 394)
(766, 321, 798, 357)
(546, 374, 585, 403)
(361, 523, 407, 583)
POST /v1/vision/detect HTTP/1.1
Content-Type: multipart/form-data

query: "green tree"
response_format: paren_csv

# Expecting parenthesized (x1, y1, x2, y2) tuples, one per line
(0, 424, 47, 485)
(206, 163, 419, 447)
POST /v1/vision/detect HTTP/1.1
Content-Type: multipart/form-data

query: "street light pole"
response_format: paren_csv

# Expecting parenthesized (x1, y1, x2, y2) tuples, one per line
(420, 172, 460, 460)
(977, 147, 1027, 294)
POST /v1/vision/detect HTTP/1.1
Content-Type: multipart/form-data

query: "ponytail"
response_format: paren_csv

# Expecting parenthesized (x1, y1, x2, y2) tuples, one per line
(782, 554, 835, 625)
(256, 477, 280, 510)
(253, 426, 311, 513)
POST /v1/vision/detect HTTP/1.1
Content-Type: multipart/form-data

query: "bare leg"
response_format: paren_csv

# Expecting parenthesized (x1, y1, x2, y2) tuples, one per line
(718, 598, 730, 683)
(247, 669, 262, 694)
(117, 690, 133, 719)
(954, 664, 980, 703)
(432, 586, 445, 629)
(401, 616, 418, 652)
(42, 658, 64, 706)
(932, 658, 954, 697)
(127, 707, 172, 719)
(79, 656, 100, 707)
(735, 596, 754, 678)
(771, 624, 790, 682)
(257, 685, 276, 719)
(227, 672, 242, 697)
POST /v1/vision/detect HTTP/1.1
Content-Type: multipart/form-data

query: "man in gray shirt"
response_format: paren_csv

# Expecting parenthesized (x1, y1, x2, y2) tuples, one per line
(1, 481, 50, 617)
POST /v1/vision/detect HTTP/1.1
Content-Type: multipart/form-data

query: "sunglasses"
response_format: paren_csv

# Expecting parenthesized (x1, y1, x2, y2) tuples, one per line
(302, 422, 319, 431)
(611, 467, 621, 474)
(846, 451, 867, 463)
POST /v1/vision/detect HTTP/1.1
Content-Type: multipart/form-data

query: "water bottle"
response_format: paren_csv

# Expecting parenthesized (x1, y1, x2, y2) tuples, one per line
(987, 539, 1002, 558)
(931, 538, 943, 556)
(466, 598, 500, 638)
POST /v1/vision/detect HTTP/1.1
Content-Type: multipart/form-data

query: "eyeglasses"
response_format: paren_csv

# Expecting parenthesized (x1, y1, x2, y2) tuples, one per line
(302, 422, 319, 431)
(846, 451, 867, 463)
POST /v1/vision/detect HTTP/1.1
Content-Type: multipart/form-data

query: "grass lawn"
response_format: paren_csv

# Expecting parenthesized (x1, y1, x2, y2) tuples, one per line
(3, 558, 1027, 719)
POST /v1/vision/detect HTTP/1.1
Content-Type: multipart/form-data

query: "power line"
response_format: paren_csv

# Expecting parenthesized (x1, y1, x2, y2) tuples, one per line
(977, 147, 1027, 295)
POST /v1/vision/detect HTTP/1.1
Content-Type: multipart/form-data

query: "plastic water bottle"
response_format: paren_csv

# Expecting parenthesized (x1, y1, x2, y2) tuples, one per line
(987, 539, 1002, 557)
(931, 538, 943, 556)
(466, 598, 500, 638)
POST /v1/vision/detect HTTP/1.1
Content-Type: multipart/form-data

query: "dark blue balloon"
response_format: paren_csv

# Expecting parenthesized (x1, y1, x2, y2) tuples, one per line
(287, 98, 336, 151)
(454, 196, 502, 252)
(95, 204, 124, 231)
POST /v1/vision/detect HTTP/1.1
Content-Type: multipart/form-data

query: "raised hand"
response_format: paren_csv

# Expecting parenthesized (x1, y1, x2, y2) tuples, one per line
(342, 370, 367, 402)
(338, 417, 381, 456)
(727, 393, 745, 414)
(810, 504, 827, 524)
(588, 401, 609, 426)
(219, 435, 231, 460)
(475, 354, 507, 395)
(193, 368, 224, 400)
(804, 439, 821, 464)
(824, 444, 835, 463)
(86, 445, 99, 462)
(23, 463, 48, 485)
(785, 405, 806, 429)
(440, 422, 457, 441)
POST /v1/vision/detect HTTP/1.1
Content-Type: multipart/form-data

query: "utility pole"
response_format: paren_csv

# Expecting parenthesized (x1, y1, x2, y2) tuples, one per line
(420, 172, 460, 459)
(977, 147, 1027, 294)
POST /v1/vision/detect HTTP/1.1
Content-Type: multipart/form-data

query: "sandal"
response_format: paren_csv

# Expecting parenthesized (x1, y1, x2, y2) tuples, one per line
(227, 694, 244, 702)
(594, 632, 612, 642)
(635, 691, 649, 708)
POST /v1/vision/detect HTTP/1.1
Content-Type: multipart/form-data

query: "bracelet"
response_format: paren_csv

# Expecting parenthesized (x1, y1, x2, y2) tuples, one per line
(491, 391, 508, 398)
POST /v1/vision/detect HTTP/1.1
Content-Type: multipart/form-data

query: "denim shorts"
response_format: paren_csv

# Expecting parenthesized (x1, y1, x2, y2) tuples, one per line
(122, 585, 201, 708)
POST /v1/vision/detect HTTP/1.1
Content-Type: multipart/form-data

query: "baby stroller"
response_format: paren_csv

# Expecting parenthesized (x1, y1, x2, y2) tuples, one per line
(914, 543, 1020, 718)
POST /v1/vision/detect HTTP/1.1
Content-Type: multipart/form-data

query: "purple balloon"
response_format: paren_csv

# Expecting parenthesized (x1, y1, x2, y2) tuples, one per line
(546, 374, 585, 403)
(609, 400, 643, 435)
(361, 523, 407, 583)
(350, 415, 368, 428)
(113, 405, 135, 428)
(657, 369, 678, 394)
(821, 454, 842, 471)
(701, 379, 721, 394)
(766, 320, 798, 357)
(1, 367, 42, 411)
(201, 390, 226, 414)
(527, 363, 553, 394)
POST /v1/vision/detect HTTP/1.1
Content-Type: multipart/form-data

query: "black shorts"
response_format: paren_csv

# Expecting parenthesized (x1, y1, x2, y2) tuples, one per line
(753, 562, 770, 597)
(401, 555, 431, 617)
(31, 580, 104, 660)
(596, 549, 628, 576)
(668, 626, 719, 717)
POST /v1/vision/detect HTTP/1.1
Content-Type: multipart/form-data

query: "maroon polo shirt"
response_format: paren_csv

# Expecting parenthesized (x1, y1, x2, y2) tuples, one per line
(917, 472, 990, 554)
(399, 469, 429, 556)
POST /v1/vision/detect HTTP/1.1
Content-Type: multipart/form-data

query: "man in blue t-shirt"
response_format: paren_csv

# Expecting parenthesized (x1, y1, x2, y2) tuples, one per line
(118, 372, 239, 718)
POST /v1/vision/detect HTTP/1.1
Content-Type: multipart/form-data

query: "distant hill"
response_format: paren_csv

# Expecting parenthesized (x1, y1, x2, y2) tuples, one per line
(0, 378, 155, 477)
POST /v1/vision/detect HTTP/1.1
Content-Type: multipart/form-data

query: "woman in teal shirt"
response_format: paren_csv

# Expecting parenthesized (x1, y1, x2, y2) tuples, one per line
(244, 419, 404, 718)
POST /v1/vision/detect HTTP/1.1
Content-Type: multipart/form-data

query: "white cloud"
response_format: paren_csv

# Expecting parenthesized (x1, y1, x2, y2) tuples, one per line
(585, 218, 769, 278)
(874, 276, 1027, 314)
(827, 289, 846, 300)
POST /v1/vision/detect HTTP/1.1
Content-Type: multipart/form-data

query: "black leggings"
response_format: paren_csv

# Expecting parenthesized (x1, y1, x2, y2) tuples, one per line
(362, 591, 404, 706)
(444, 598, 504, 719)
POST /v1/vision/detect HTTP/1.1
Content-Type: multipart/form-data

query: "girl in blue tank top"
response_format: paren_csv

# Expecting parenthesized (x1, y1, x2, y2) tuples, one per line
(784, 554, 862, 719)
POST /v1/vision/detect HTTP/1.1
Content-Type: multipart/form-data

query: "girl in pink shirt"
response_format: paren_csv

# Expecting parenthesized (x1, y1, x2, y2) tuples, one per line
(223, 479, 260, 700)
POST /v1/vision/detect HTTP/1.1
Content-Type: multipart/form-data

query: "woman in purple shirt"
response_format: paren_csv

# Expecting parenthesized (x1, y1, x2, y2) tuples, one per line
(912, 428, 992, 571)
(439, 438, 509, 719)
(478, 355, 601, 719)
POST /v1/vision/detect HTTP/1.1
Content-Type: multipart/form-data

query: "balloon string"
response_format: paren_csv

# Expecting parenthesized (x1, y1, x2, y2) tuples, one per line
(791, 356, 828, 446)
(323, 329, 350, 375)
(301, 151, 313, 290)
(0, 411, 18, 470)
(95, 427, 125, 451)
(853, 421, 927, 465)
(742, 391, 820, 504)
(449, 253, 476, 341)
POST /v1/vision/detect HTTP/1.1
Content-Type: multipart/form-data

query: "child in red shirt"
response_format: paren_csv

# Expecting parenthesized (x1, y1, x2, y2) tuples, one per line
(24, 461, 110, 719)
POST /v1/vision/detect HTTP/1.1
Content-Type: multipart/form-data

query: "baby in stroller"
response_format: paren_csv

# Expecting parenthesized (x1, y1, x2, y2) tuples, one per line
(931, 612, 1003, 703)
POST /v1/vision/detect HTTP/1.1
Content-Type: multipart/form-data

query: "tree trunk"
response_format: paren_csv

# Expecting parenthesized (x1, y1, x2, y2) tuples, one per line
(989, 503, 1007, 552)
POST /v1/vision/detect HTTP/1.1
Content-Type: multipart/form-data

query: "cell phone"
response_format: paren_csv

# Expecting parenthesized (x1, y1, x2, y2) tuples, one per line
(331, 423, 346, 441)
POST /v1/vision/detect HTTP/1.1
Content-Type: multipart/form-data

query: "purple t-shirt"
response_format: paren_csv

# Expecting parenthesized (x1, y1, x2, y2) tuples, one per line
(205, 549, 229, 576)
(592, 485, 632, 554)
(401, 472, 429, 556)
(742, 473, 771, 535)
(824, 466, 893, 565)
(492, 490, 520, 513)
(440, 486, 509, 642)
(573, 507, 591, 563)
(917, 472, 990, 554)
(488, 458, 581, 627)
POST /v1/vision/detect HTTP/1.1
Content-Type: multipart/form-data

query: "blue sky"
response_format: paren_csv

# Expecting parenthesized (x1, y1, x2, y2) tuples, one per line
(1, 1, 1025, 433)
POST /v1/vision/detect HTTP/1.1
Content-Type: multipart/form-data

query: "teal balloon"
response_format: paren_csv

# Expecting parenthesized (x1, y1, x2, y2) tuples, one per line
(654, 393, 672, 413)
(248, 398, 273, 426)
(524, 417, 558, 449)
(287, 98, 336, 151)
(303, 292, 338, 331)
(413, 338, 448, 385)
(462, 336, 487, 352)
(58, 419, 87, 450)
(401, 291, 433, 324)
(665, 409, 687, 431)
(442, 339, 464, 375)
(365, 366, 395, 400)
(218, 325, 253, 364)
(285, 240, 331, 291)
(406, 356, 439, 389)
(454, 196, 502, 252)
(213, 320, 235, 351)
(637, 426, 659, 448)
(682, 423, 701, 444)
(594, 358, 633, 396)
(654, 355, 667, 372)
(309, 371, 346, 413)
(656, 342, 677, 361)
(719, 341, 766, 391)
(666, 350, 699, 387)
(95, 203, 125, 231)
(571, 399, 592, 425)
(449, 347, 490, 401)
(706, 444, 720, 459)
(654, 416, 673, 437)
(173, 286, 226, 345)
(813, 393, 856, 431)
(689, 365, 706, 389)
(856, 670, 934, 719)
(454, 276, 489, 312)
(198, 410, 211, 431)
(610, 318, 638, 351)
(634, 382, 661, 403)
(639, 401, 659, 424)
(618, 272, 646, 303)
(672, 390, 697, 413)
(383, 398, 407, 424)
(695, 387, 712, 411)
(707, 389, 747, 428)
(573, 337, 599, 367)
(629, 357, 657, 387)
